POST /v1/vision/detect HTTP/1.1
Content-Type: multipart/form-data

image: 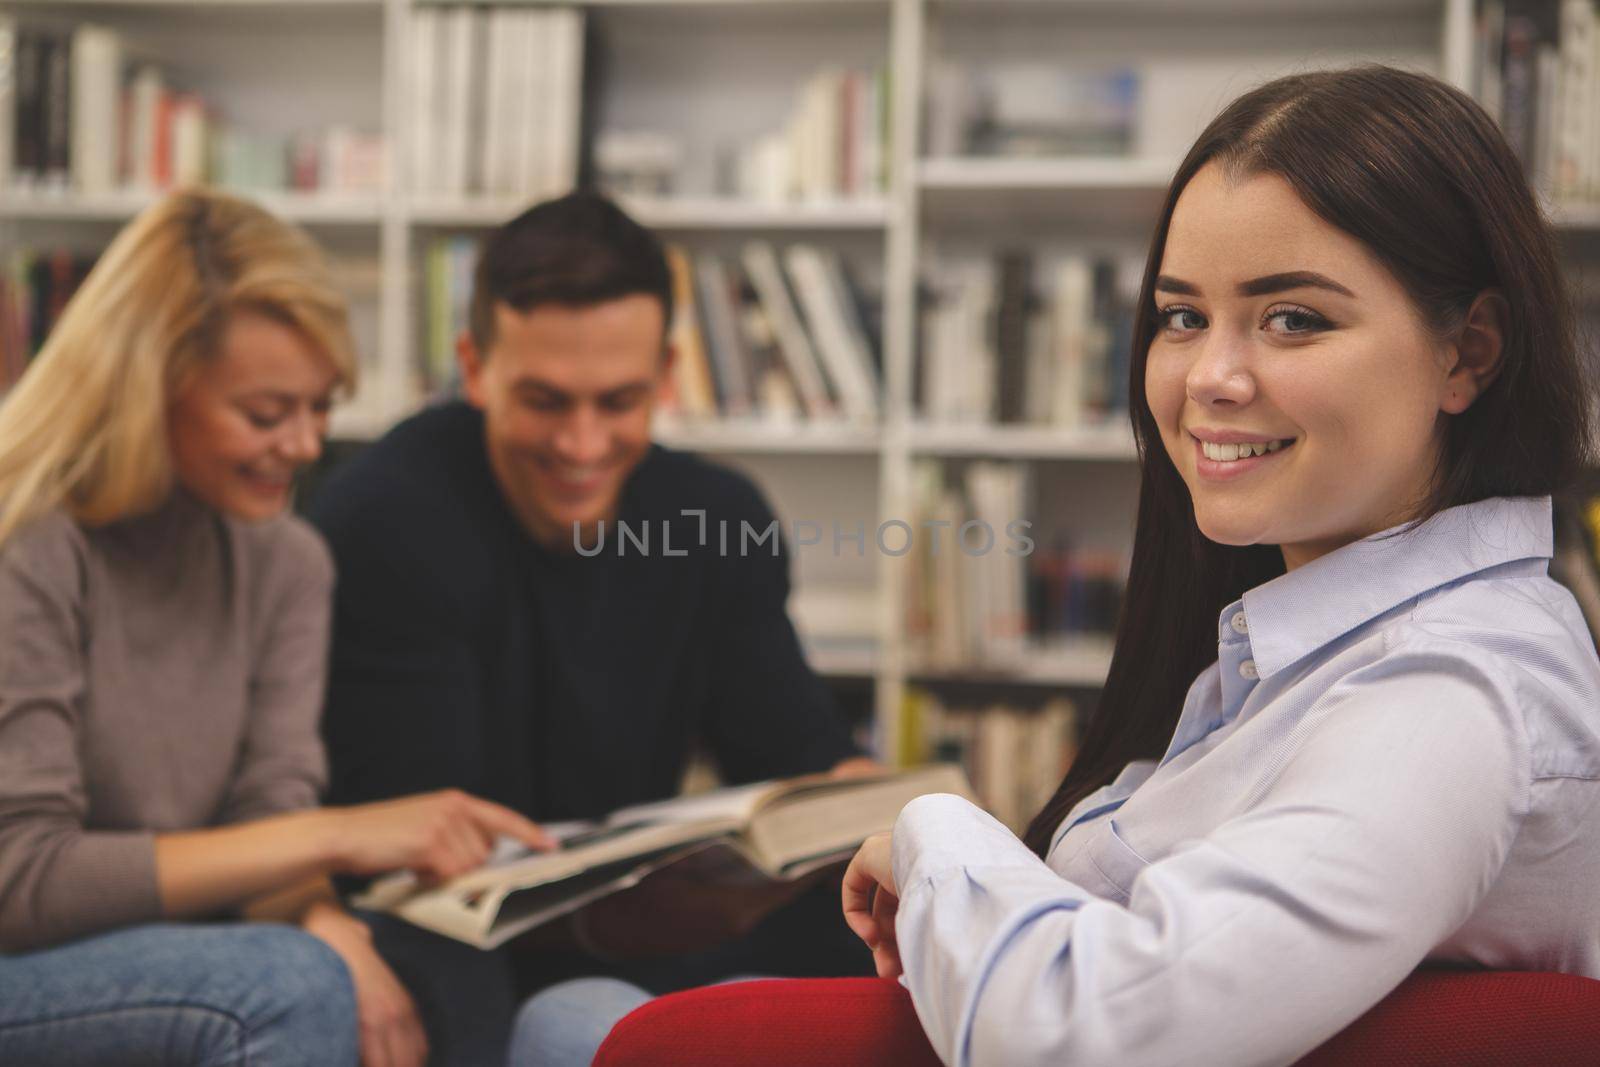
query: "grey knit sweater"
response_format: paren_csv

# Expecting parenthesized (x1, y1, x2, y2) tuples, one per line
(0, 491, 333, 952)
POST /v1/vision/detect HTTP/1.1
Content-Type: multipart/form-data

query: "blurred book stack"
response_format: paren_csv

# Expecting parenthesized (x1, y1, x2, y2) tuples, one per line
(408, 6, 584, 200)
(1474, 0, 1600, 202)
(919, 251, 1134, 428)
(419, 234, 887, 424)
(0, 18, 385, 196)
(0, 246, 93, 391)
(907, 459, 1125, 674)
(924, 62, 1139, 158)
(898, 688, 1077, 833)
(732, 66, 891, 204)
(658, 240, 883, 424)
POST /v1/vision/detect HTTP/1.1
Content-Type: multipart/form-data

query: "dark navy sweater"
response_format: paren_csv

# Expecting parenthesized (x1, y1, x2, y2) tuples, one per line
(310, 402, 860, 821)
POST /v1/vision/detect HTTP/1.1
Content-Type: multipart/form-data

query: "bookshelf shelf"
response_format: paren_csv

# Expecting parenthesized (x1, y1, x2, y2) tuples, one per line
(918, 156, 1178, 191)
(918, 157, 1176, 228)
(806, 642, 880, 678)
(30, 0, 380, 7)
(655, 418, 882, 455)
(909, 422, 1137, 461)
(408, 196, 890, 232)
(0, 189, 385, 226)
(1550, 200, 1600, 231)
(909, 636, 1116, 689)
(927, 0, 1433, 14)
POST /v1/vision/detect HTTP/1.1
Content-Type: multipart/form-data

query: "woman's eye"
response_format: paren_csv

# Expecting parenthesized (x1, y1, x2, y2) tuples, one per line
(245, 411, 283, 430)
(1264, 307, 1330, 335)
(1159, 307, 1205, 332)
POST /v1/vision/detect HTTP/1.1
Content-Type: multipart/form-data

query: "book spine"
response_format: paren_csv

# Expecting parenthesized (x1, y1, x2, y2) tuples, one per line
(70, 24, 120, 195)
(0, 18, 14, 189)
(546, 7, 584, 195)
(742, 241, 834, 419)
(41, 32, 70, 190)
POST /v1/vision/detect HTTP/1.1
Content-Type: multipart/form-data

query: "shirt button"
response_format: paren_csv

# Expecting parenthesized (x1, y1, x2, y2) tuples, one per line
(1230, 611, 1249, 635)
(1239, 659, 1259, 680)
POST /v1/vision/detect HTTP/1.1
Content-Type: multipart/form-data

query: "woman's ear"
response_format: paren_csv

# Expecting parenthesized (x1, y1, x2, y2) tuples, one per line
(1440, 290, 1507, 415)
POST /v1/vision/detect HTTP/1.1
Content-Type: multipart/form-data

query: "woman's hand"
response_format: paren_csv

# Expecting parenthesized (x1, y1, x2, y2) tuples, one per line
(302, 902, 428, 1067)
(321, 790, 555, 884)
(841, 831, 902, 979)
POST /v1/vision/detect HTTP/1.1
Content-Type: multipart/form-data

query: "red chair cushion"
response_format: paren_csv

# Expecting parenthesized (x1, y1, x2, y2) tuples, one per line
(593, 977, 940, 1067)
(1297, 969, 1600, 1067)
(594, 969, 1600, 1067)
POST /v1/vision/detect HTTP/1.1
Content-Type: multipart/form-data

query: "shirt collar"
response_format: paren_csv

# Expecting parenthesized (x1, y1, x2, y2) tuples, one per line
(1238, 495, 1553, 679)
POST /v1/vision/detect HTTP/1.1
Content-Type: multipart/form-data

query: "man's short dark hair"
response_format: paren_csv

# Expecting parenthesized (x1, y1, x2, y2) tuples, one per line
(469, 191, 672, 352)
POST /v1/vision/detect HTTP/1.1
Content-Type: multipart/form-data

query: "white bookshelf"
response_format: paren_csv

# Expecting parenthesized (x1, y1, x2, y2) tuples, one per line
(0, 0, 1491, 757)
(909, 421, 1137, 461)
(409, 195, 890, 231)
(655, 418, 881, 454)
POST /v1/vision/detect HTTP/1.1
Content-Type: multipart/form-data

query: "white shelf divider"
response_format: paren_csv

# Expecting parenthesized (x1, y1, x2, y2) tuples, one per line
(909, 422, 1138, 461)
(654, 418, 882, 455)
(918, 155, 1179, 192)
(0, 188, 385, 225)
(408, 195, 890, 231)
(908, 636, 1116, 689)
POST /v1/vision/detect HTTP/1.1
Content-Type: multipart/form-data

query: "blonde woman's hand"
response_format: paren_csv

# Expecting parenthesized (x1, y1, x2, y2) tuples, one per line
(841, 831, 902, 979)
(302, 902, 428, 1067)
(323, 790, 555, 884)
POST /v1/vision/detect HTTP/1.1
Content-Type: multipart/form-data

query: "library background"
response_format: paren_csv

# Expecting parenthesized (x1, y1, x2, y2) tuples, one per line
(2, 0, 1599, 832)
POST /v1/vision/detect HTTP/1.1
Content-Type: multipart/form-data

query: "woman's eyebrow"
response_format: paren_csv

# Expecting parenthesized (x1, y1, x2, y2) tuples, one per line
(1238, 271, 1355, 298)
(1154, 271, 1355, 298)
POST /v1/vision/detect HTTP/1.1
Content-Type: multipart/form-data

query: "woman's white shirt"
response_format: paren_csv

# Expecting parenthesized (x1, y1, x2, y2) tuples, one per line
(893, 495, 1600, 1067)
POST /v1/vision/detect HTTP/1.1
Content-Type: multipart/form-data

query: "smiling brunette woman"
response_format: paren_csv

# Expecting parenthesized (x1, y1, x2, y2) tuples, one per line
(0, 190, 550, 1067)
(841, 66, 1600, 1066)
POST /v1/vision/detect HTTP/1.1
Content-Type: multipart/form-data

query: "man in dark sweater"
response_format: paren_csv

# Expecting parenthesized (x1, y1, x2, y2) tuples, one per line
(310, 193, 873, 1060)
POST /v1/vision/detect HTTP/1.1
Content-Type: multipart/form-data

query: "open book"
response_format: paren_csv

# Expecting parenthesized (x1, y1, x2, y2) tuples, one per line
(353, 764, 973, 949)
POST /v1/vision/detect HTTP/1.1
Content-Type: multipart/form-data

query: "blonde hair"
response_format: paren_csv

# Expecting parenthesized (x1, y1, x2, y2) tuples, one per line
(0, 188, 357, 546)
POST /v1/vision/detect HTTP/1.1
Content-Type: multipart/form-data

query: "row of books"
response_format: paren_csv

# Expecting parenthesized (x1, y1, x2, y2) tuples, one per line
(0, 247, 93, 391)
(899, 689, 1077, 834)
(919, 251, 1135, 428)
(409, 5, 583, 200)
(1475, 0, 1600, 201)
(0, 19, 384, 196)
(924, 61, 1140, 159)
(419, 236, 888, 423)
(666, 243, 882, 424)
(906, 459, 1126, 672)
(732, 67, 891, 204)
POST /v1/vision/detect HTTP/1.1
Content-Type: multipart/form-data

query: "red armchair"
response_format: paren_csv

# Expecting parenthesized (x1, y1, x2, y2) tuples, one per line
(594, 970, 1600, 1066)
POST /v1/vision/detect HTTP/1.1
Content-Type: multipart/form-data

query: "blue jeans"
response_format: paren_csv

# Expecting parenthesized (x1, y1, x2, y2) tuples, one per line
(357, 909, 516, 1066)
(0, 922, 358, 1066)
(509, 977, 773, 1067)
(509, 976, 653, 1067)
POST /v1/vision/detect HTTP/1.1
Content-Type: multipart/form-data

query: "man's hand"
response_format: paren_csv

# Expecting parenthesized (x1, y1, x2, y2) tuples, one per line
(830, 756, 886, 779)
(303, 902, 428, 1067)
(841, 831, 901, 979)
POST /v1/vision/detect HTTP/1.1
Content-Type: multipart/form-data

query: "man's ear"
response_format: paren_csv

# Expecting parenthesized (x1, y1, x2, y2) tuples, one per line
(1441, 290, 1507, 415)
(457, 330, 488, 409)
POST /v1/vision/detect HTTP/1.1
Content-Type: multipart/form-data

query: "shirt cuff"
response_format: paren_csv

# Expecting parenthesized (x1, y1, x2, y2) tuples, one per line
(892, 793, 1048, 895)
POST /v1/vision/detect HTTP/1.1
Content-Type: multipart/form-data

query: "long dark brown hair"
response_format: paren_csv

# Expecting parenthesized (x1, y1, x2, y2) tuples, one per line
(1023, 66, 1593, 856)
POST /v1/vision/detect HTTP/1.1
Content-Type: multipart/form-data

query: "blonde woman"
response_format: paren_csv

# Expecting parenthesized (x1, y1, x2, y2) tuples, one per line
(0, 189, 550, 1067)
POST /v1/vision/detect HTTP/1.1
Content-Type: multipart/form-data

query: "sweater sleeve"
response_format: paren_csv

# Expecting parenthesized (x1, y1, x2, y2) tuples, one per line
(0, 517, 160, 952)
(217, 518, 334, 824)
(700, 481, 862, 782)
